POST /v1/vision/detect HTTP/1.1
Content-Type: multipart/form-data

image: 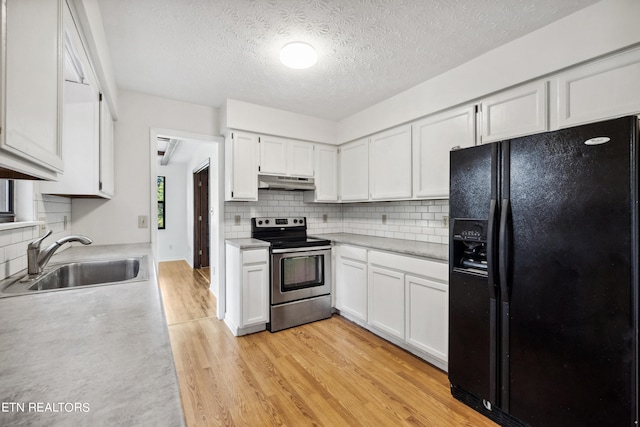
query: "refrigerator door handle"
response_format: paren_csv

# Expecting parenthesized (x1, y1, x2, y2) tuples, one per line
(498, 198, 511, 301)
(487, 198, 499, 300)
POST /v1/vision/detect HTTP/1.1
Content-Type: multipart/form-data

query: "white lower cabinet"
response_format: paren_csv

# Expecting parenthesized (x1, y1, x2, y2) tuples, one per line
(224, 243, 269, 336)
(335, 245, 368, 322)
(335, 245, 449, 370)
(368, 265, 405, 340)
(405, 274, 448, 363)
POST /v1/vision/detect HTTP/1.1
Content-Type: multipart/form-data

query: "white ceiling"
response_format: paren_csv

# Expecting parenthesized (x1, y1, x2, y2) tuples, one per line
(97, 0, 599, 121)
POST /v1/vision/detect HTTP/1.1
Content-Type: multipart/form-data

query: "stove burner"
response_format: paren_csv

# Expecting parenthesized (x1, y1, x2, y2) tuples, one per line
(251, 217, 330, 250)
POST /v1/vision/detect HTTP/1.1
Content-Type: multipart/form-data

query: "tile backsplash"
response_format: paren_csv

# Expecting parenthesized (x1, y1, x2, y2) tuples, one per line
(225, 190, 343, 238)
(225, 190, 449, 244)
(0, 194, 72, 280)
(342, 199, 449, 243)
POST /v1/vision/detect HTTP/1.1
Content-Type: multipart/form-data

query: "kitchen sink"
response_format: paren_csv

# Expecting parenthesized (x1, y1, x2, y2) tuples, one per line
(0, 256, 149, 296)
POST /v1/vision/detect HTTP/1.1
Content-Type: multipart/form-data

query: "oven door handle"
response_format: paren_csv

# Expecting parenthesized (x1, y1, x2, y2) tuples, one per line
(271, 246, 332, 254)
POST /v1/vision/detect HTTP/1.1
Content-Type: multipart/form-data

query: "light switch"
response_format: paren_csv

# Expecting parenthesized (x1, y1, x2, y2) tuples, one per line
(138, 215, 148, 228)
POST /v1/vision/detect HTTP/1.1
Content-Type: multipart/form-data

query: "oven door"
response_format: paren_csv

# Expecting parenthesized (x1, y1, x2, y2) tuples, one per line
(271, 247, 332, 305)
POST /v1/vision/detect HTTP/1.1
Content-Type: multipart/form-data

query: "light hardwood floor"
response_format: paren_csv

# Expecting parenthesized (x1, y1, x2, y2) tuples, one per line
(158, 260, 496, 427)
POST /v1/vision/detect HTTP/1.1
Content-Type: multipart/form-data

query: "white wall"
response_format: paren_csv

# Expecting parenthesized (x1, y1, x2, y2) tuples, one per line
(222, 98, 337, 144)
(72, 90, 219, 245)
(156, 161, 188, 262)
(337, 0, 640, 143)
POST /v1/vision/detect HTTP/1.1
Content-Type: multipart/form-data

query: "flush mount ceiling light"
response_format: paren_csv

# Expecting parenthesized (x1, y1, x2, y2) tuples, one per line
(280, 42, 317, 69)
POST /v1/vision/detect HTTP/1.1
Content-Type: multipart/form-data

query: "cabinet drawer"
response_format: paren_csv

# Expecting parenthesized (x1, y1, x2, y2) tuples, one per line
(243, 249, 268, 265)
(339, 245, 368, 262)
(369, 250, 447, 282)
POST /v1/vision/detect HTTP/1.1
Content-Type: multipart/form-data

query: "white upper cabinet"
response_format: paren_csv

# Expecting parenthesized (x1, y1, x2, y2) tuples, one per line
(480, 80, 548, 144)
(556, 48, 640, 128)
(305, 144, 338, 202)
(259, 135, 314, 178)
(369, 125, 412, 200)
(288, 140, 314, 177)
(225, 131, 259, 201)
(41, 3, 112, 198)
(412, 106, 475, 199)
(99, 96, 115, 196)
(259, 135, 288, 175)
(0, 0, 63, 180)
(339, 137, 369, 202)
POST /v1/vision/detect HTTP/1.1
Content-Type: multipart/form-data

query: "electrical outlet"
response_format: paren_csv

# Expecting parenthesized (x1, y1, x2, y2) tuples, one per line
(234, 215, 241, 226)
(138, 215, 148, 228)
(323, 214, 328, 223)
(39, 217, 47, 235)
(443, 215, 449, 227)
(382, 214, 387, 225)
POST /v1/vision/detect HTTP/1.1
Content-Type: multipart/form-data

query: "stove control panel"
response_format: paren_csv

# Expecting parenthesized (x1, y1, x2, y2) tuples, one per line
(253, 217, 305, 228)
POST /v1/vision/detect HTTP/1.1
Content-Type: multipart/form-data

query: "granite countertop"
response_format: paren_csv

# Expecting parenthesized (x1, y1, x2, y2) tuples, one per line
(0, 244, 184, 426)
(225, 238, 271, 249)
(313, 233, 449, 261)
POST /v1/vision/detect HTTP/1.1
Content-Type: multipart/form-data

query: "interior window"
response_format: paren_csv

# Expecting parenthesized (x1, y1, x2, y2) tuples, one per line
(0, 179, 15, 223)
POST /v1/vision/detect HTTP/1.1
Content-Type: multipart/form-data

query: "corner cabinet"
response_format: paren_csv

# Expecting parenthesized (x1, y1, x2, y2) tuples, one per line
(0, 0, 63, 180)
(225, 131, 258, 201)
(304, 144, 338, 203)
(412, 106, 475, 198)
(339, 137, 369, 202)
(335, 245, 368, 322)
(224, 243, 269, 336)
(369, 125, 412, 200)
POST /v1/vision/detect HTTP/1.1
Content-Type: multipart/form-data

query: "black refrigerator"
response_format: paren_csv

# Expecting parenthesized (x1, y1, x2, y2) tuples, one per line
(448, 115, 638, 426)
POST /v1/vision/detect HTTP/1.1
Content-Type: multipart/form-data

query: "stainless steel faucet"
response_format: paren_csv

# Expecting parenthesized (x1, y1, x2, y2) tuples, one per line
(27, 230, 93, 276)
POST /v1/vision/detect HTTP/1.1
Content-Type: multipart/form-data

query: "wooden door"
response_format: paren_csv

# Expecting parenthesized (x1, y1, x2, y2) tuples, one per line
(193, 167, 209, 268)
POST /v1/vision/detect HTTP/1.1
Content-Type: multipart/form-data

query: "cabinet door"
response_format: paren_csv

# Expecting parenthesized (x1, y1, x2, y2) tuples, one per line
(557, 48, 640, 128)
(368, 265, 405, 339)
(405, 274, 448, 362)
(413, 107, 475, 198)
(1, 0, 63, 176)
(480, 80, 548, 143)
(99, 95, 115, 197)
(241, 263, 268, 326)
(339, 138, 369, 201)
(369, 125, 412, 200)
(289, 140, 314, 177)
(229, 131, 258, 200)
(313, 144, 338, 202)
(336, 257, 368, 322)
(259, 135, 288, 175)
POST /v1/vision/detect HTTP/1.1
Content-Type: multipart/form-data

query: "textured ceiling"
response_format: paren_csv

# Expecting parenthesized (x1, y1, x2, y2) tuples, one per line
(97, 0, 600, 121)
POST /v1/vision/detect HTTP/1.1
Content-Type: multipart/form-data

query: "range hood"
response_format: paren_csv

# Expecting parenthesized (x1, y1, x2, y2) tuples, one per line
(258, 175, 315, 191)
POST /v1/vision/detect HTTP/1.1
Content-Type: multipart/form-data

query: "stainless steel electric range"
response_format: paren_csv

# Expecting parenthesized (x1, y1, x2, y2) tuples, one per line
(251, 217, 332, 332)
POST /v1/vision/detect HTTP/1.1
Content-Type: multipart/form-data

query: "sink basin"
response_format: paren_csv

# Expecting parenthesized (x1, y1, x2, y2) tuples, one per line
(0, 256, 149, 296)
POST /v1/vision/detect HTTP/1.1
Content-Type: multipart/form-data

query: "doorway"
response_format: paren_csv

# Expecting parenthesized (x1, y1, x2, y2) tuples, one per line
(193, 165, 209, 269)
